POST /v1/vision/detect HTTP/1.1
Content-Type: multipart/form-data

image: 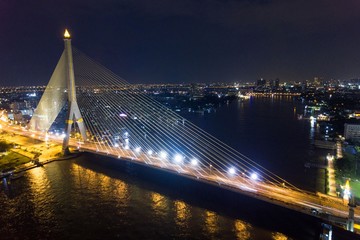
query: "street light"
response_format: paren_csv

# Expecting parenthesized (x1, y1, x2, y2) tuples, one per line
(160, 151, 167, 159)
(250, 172, 258, 181)
(191, 158, 198, 166)
(326, 153, 334, 162)
(228, 167, 236, 175)
(174, 154, 183, 164)
(343, 179, 351, 202)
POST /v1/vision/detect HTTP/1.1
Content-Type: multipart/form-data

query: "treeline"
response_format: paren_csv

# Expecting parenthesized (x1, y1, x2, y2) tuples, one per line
(335, 150, 360, 179)
(0, 141, 13, 152)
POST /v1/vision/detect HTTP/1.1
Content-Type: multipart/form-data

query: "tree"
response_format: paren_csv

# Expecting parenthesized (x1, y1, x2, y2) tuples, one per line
(0, 141, 11, 152)
(335, 153, 356, 178)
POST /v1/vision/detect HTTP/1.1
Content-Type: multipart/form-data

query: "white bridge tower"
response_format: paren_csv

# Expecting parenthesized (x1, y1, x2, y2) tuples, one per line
(62, 29, 87, 155)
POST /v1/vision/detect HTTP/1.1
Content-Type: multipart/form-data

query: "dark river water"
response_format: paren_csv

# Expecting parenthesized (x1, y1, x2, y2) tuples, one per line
(183, 96, 327, 192)
(0, 97, 330, 240)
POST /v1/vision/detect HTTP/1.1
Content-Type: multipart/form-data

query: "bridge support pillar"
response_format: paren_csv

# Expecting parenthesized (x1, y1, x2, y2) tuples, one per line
(346, 196, 356, 232)
(62, 29, 87, 155)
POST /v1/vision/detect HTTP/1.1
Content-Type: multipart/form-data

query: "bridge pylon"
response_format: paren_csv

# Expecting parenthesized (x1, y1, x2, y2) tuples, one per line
(62, 29, 87, 155)
(347, 195, 356, 232)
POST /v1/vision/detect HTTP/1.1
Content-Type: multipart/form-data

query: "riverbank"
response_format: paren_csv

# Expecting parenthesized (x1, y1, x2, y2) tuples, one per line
(0, 131, 74, 176)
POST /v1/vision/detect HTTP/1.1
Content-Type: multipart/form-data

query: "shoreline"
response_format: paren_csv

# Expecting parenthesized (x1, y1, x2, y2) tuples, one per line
(0, 130, 80, 178)
(1, 152, 81, 179)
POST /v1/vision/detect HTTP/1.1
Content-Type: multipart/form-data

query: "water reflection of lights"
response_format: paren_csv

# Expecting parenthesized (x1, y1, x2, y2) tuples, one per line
(174, 200, 189, 226)
(74, 166, 99, 190)
(234, 219, 251, 240)
(28, 167, 54, 222)
(271, 232, 289, 240)
(115, 180, 128, 203)
(151, 192, 168, 216)
(28, 167, 49, 196)
(205, 211, 218, 234)
(310, 116, 316, 128)
(71, 164, 129, 203)
(99, 175, 111, 190)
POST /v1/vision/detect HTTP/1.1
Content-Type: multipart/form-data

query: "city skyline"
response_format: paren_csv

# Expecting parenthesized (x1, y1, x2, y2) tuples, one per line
(1, 0, 360, 86)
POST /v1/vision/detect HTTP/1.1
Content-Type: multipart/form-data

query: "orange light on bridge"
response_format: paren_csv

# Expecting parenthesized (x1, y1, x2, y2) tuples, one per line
(343, 179, 351, 204)
(64, 29, 71, 39)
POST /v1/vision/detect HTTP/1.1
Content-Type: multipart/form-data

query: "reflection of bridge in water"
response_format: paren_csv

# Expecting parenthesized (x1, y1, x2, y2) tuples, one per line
(12, 29, 359, 237)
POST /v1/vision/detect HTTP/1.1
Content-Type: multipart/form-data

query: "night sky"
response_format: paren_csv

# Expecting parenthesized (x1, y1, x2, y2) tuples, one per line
(1, 0, 360, 86)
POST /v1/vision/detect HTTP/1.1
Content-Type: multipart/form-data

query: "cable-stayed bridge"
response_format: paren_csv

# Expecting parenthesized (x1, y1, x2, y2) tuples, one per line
(10, 30, 359, 235)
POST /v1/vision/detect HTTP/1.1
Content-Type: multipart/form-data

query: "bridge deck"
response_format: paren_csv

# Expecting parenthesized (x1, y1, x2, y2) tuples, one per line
(78, 144, 358, 227)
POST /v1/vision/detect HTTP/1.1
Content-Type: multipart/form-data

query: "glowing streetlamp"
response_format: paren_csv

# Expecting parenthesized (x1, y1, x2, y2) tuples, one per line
(160, 151, 167, 159)
(326, 153, 334, 162)
(174, 154, 183, 164)
(343, 179, 351, 203)
(191, 158, 198, 166)
(228, 167, 236, 175)
(250, 172, 258, 181)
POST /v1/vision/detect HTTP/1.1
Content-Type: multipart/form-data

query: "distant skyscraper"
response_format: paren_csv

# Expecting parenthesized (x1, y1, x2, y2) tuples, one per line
(313, 77, 323, 87)
(269, 78, 280, 90)
(275, 78, 280, 89)
(256, 78, 266, 87)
